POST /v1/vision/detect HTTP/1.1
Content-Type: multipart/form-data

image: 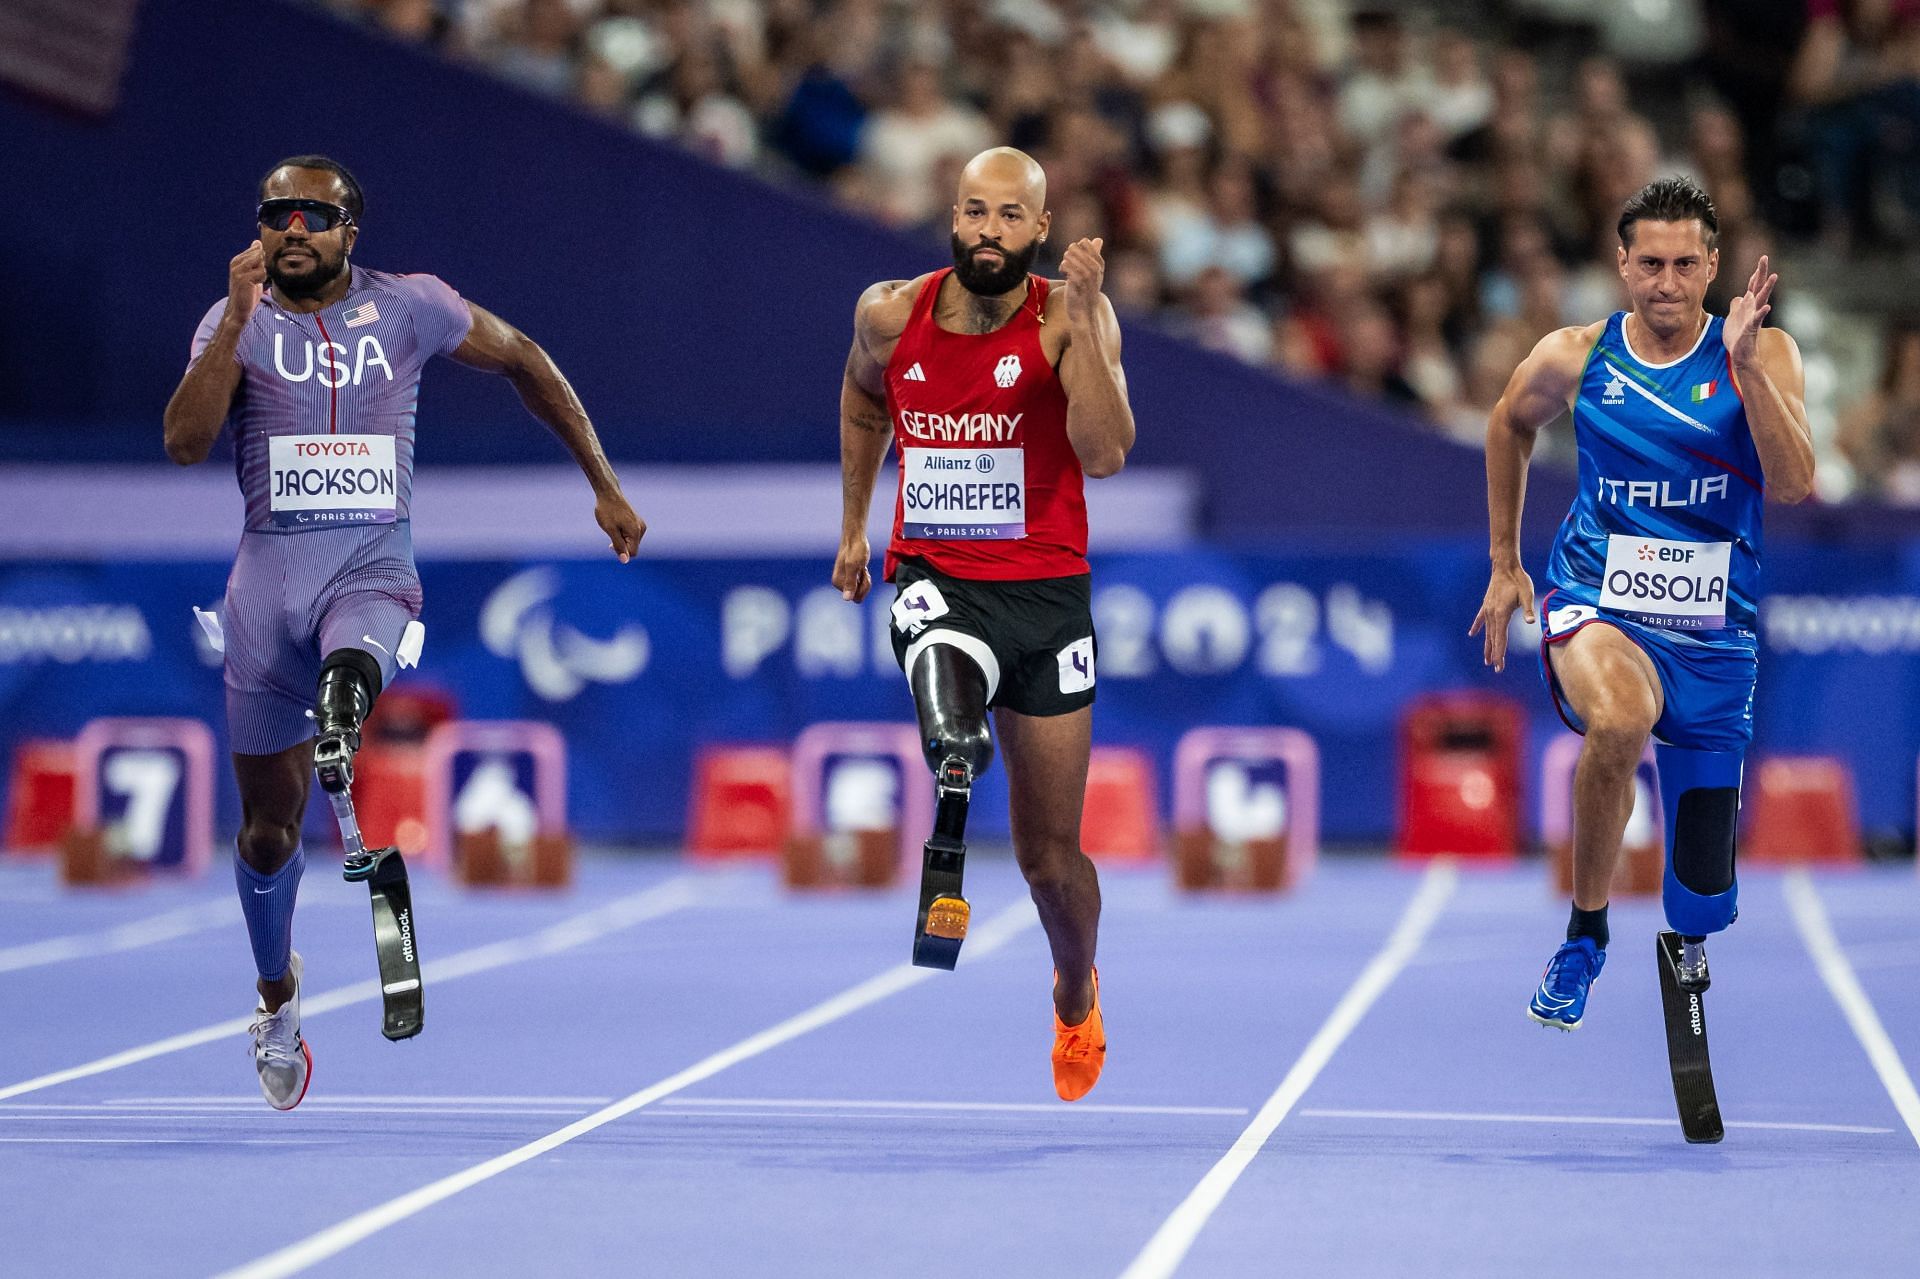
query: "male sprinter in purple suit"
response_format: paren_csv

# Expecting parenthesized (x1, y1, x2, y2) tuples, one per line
(163, 156, 643, 1108)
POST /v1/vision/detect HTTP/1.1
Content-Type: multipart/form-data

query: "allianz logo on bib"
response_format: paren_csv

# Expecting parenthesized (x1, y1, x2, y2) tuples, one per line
(272, 332, 395, 387)
(920, 454, 998, 472)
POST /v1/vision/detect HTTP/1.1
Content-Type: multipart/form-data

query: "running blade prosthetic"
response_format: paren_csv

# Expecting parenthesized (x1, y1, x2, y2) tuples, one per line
(328, 786, 423, 1040)
(1656, 930, 1723, 1144)
(912, 757, 972, 970)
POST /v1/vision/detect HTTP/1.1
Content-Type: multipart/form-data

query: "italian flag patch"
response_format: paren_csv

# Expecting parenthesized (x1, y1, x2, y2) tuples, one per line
(1691, 380, 1717, 402)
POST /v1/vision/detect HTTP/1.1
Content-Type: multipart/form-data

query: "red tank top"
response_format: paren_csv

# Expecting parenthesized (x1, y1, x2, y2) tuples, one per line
(884, 269, 1088, 582)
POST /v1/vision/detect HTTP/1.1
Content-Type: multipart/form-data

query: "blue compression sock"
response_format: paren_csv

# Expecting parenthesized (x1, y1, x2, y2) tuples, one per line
(235, 843, 305, 983)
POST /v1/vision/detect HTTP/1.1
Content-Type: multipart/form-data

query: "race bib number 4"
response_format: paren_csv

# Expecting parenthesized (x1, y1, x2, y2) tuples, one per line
(1599, 535, 1732, 629)
(269, 434, 398, 528)
(901, 447, 1026, 540)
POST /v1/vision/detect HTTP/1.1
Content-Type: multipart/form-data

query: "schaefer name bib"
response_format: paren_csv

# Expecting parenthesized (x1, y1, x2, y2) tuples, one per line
(900, 446, 1027, 540)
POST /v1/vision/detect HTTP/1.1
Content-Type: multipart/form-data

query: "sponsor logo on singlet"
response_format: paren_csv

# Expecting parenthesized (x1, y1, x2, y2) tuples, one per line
(1599, 535, 1732, 629)
(271, 332, 395, 387)
(267, 434, 399, 527)
(901, 447, 1026, 539)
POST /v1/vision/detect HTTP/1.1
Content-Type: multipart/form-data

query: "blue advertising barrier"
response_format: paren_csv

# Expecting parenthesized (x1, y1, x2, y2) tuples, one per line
(1, 543, 1915, 844)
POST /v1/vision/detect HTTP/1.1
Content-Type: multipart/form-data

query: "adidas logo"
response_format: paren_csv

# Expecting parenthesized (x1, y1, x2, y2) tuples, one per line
(903, 362, 927, 382)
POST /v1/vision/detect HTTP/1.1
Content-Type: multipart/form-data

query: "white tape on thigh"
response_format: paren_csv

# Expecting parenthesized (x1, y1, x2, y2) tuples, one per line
(396, 620, 425, 670)
(191, 606, 225, 654)
(902, 628, 1001, 704)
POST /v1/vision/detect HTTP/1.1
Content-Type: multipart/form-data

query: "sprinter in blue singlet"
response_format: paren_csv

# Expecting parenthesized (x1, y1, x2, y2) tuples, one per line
(1469, 177, 1816, 1029)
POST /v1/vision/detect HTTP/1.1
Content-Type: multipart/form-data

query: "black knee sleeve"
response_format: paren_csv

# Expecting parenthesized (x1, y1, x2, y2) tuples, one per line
(317, 647, 383, 734)
(1672, 787, 1739, 897)
(909, 643, 994, 780)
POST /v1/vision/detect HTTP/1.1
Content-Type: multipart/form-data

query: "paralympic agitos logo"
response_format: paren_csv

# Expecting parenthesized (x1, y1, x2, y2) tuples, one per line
(480, 567, 649, 701)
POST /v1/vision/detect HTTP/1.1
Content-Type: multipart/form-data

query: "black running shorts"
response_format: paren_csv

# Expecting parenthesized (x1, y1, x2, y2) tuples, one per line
(887, 558, 1097, 718)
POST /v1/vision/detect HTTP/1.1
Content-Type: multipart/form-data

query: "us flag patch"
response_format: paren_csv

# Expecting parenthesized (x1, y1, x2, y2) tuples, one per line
(343, 301, 380, 329)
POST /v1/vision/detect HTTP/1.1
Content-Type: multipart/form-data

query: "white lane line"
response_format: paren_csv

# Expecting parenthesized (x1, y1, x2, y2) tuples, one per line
(214, 899, 1041, 1279)
(0, 1109, 602, 1120)
(1119, 861, 1458, 1279)
(0, 901, 232, 974)
(104, 1095, 616, 1107)
(0, 1137, 325, 1146)
(0, 876, 705, 1103)
(655, 1097, 1249, 1116)
(1785, 869, 1920, 1151)
(1299, 1108, 1894, 1135)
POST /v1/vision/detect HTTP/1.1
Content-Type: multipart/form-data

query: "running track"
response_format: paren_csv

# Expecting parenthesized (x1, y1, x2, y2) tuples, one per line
(2, 851, 1915, 1277)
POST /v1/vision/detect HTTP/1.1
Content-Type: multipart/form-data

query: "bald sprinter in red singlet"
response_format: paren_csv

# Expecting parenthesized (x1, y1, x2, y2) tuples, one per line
(835, 147, 1136, 1101)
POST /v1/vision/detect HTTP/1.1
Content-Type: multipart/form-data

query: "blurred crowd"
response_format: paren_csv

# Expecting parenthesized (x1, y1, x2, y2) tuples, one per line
(322, 0, 1920, 501)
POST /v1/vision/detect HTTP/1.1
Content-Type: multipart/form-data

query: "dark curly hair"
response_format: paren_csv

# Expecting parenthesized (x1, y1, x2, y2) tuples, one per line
(1617, 176, 1717, 249)
(259, 155, 365, 221)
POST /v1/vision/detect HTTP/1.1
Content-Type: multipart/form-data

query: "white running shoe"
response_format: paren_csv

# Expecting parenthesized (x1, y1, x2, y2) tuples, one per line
(249, 951, 311, 1111)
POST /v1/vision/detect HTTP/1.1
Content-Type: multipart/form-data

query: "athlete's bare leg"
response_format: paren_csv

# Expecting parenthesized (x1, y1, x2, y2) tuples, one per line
(233, 741, 312, 1012)
(1548, 625, 1664, 911)
(996, 705, 1100, 1024)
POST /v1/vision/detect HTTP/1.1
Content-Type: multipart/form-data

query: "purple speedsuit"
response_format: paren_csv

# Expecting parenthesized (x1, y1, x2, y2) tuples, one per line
(188, 266, 472, 754)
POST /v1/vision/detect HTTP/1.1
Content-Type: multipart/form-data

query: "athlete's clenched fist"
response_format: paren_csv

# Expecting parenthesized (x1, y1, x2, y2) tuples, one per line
(1061, 238, 1105, 328)
(229, 240, 267, 323)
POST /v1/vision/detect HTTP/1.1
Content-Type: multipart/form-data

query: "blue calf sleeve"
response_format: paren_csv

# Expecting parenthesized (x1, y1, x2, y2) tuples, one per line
(235, 843, 305, 982)
(1655, 744, 1743, 936)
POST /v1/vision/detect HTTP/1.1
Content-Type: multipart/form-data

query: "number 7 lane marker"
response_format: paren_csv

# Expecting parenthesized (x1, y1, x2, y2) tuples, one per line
(1119, 861, 1459, 1279)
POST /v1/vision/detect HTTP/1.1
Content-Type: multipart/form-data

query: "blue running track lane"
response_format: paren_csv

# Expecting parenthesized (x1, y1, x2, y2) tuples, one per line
(0, 851, 1914, 1277)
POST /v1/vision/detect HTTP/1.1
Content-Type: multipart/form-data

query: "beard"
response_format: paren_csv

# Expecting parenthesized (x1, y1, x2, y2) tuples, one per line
(950, 233, 1038, 296)
(267, 246, 348, 299)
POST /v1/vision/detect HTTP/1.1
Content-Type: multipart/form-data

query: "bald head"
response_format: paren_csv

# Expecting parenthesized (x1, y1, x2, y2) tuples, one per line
(957, 147, 1048, 211)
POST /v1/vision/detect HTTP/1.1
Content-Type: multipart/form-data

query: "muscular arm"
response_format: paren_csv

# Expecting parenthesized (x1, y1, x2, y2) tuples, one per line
(450, 301, 643, 559)
(165, 242, 266, 465)
(1487, 325, 1595, 569)
(1058, 289, 1134, 479)
(1471, 323, 1597, 669)
(163, 320, 245, 465)
(1734, 329, 1816, 504)
(452, 303, 620, 493)
(834, 281, 910, 602)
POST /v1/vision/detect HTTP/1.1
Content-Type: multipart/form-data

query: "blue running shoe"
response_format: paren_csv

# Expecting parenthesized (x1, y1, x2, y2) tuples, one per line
(1528, 937, 1605, 1030)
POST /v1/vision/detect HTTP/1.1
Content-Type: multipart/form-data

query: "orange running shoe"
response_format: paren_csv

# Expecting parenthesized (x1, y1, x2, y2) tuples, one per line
(1051, 967, 1106, 1102)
